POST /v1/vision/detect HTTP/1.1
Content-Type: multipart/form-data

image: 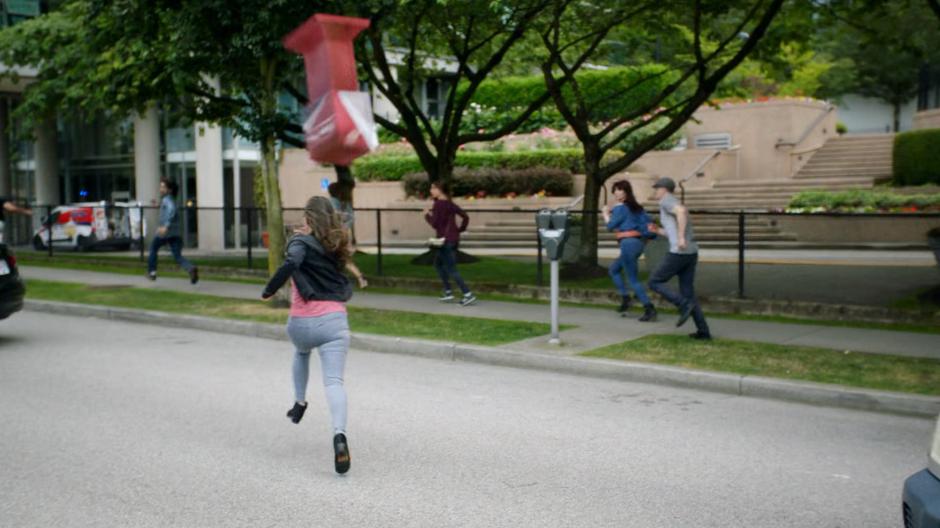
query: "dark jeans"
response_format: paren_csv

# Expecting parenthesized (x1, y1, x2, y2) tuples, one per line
(433, 242, 470, 295)
(609, 237, 651, 305)
(648, 252, 710, 334)
(148, 236, 194, 274)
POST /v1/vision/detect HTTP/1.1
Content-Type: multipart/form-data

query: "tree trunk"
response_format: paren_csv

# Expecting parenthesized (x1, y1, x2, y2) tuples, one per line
(428, 148, 456, 186)
(334, 164, 357, 246)
(259, 57, 288, 305)
(561, 145, 607, 278)
(575, 174, 601, 271)
(334, 165, 355, 202)
(260, 138, 284, 277)
(893, 101, 901, 133)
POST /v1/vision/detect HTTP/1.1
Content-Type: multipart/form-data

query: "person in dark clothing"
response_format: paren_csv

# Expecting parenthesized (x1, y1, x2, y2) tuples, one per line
(602, 180, 657, 321)
(147, 179, 198, 284)
(262, 195, 354, 475)
(0, 197, 33, 243)
(647, 177, 711, 340)
(327, 182, 367, 289)
(424, 181, 476, 306)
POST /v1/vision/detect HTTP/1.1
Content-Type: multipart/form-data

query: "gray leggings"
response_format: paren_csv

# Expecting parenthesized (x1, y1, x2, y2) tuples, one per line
(286, 312, 350, 434)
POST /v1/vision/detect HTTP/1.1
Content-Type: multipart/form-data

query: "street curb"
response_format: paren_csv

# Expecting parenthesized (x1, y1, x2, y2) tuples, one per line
(23, 299, 940, 418)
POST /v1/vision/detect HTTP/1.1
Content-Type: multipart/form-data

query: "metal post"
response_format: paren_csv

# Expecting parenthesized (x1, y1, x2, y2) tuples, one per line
(233, 135, 242, 249)
(46, 205, 53, 257)
(737, 211, 745, 299)
(246, 207, 253, 270)
(536, 231, 544, 287)
(549, 259, 560, 345)
(375, 209, 383, 276)
(138, 204, 145, 262)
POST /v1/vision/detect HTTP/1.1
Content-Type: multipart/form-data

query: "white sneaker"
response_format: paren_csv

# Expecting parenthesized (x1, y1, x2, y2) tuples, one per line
(439, 291, 455, 302)
(459, 293, 477, 306)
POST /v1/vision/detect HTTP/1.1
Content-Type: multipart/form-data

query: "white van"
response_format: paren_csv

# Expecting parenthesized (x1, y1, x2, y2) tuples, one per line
(32, 201, 147, 251)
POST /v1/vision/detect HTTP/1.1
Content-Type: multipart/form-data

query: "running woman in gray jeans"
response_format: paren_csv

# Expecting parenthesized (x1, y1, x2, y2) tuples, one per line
(262, 196, 354, 474)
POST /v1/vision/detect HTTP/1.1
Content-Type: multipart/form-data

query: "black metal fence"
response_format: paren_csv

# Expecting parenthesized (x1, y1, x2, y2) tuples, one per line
(3, 202, 938, 307)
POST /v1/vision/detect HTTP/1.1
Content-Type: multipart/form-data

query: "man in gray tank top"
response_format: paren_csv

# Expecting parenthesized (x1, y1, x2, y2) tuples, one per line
(647, 177, 710, 339)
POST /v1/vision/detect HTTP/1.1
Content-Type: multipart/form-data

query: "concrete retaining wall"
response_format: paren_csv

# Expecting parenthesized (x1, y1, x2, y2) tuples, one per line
(913, 108, 940, 130)
(774, 215, 939, 244)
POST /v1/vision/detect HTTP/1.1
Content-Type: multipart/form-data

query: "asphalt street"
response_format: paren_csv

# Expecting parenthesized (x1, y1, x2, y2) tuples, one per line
(0, 311, 933, 527)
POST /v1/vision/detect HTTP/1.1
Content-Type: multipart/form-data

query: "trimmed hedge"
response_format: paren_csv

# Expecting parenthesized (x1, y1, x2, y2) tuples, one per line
(403, 167, 573, 199)
(469, 64, 676, 123)
(352, 155, 425, 182)
(353, 148, 616, 182)
(787, 189, 940, 212)
(894, 129, 940, 186)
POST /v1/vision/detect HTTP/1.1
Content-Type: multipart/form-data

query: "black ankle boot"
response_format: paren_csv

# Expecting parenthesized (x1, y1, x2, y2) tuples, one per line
(286, 401, 307, 424)
(638, 304, 657, 322)
(617, 295, 632, 314)
(333, 433, 351, 474)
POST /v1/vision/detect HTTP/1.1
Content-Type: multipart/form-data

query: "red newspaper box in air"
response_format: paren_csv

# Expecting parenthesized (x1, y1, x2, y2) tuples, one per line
(283, 14, 378, 166)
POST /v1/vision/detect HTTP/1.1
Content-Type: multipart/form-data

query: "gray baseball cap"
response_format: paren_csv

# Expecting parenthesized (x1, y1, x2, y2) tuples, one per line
(652, 177, 676, 193)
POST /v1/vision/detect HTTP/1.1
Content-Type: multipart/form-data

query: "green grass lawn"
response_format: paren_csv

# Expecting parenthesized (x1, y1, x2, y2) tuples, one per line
(17, 251, 616, 289)
(892, 285, 940, 313)
(18, 253, 940, 335)
(17, 253, 266, 285)
(582, 334, 940, 396)
(18, 252, 264, 272)
(24, 279, 560, 346)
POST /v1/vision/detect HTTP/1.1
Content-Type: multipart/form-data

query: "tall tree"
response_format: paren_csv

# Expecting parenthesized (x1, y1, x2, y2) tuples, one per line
(814, 0, 940, 131)
(536, 0, 785, 272)
(350, 0, 577, 185)
(0, 1, 155, 132)
(929, 0, 940, 20)
(139, 0, 326, 280)
(1, 0, 327, 282)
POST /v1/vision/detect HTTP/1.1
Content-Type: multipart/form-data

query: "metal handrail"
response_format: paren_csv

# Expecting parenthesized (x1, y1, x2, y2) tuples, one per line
(775, 104, 835, 149)
(679, 145, 740, 203)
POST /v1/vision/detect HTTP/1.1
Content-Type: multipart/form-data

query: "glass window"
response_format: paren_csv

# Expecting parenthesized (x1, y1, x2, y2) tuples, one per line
(425, 78, 440, 118)
(165, 126, 195, 153)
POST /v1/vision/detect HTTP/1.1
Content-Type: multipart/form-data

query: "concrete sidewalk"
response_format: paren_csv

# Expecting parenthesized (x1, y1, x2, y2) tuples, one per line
(21, 265, 940, 359)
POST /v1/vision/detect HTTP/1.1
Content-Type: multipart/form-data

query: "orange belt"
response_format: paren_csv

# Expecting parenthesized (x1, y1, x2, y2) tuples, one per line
(615, 230, 642, 240)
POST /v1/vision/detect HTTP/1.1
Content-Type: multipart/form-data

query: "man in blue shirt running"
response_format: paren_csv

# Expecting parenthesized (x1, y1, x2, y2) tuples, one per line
(147, 179, 198, 284)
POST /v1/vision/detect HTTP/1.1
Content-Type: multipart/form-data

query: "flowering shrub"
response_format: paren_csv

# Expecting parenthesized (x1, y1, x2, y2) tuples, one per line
(786, 189, 940, 213)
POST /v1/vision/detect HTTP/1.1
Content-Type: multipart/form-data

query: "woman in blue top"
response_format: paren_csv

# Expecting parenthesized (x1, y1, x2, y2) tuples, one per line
(602, 180, 657, 322)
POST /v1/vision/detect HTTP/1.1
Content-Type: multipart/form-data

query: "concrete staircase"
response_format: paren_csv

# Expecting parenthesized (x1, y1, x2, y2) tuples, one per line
(462, 134, 894, 248)
(792, 134, 893, 181)
(678, 134, 892, 210)
(462, 215, 797, 249)
(676, 176, 877, 210)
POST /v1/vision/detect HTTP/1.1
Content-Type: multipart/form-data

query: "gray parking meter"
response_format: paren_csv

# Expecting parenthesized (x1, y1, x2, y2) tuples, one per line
(536, 207, 572, 344)
(537, 208, 571, 260)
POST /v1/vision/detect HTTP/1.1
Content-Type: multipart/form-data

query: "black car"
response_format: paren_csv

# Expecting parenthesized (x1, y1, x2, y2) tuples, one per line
(903, 414, 940, 528)
(0, 243, 25, 320)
